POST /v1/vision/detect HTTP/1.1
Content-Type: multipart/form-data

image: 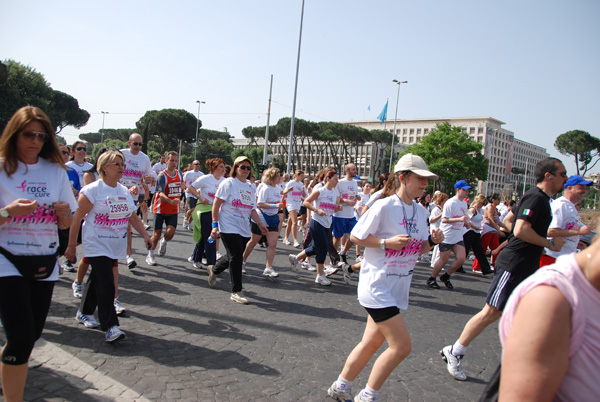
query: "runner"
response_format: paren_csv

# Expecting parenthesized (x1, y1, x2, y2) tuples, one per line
(182, 160, 204, 231)
(333, 163, 360, 266)
(282, 170, 306, 247)
(65, 141, 92, 186)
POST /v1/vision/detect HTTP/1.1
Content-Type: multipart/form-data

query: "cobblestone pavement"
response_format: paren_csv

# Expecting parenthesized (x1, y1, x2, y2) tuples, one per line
(1, 223, 501, 401)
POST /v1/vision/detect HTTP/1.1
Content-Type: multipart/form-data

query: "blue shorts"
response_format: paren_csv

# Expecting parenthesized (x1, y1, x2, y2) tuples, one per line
(332, 216, 357, 238)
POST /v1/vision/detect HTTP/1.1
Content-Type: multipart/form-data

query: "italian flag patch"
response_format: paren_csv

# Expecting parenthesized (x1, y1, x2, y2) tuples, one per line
(522, 209, 533, 216)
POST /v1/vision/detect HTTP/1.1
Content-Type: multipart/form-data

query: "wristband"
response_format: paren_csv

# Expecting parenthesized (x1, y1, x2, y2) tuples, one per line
(212, 222, 219, 228)
(428, 235, 437, 248)
(270, 204, 277, 209)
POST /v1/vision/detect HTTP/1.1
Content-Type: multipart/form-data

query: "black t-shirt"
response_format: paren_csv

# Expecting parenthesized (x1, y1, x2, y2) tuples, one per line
(495, 187, 552, 276)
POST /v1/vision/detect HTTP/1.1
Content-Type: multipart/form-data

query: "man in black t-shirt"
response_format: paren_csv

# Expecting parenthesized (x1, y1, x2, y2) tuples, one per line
(439, 158, 568, 381)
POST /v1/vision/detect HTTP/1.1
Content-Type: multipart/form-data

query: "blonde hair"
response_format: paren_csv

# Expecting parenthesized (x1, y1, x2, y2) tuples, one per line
(97, 149, 125, 179)
(471, 194, 487, 207)
(262, 167, 280, 186)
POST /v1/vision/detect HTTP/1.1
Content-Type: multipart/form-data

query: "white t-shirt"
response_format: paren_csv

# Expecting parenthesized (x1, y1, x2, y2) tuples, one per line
(183, 170, 204, 199)
(440, 196, 469, 244)
(191, 174, 224, 205)
(335, 177, 360, 219)
(152, 162, 167, 173)
(215, 177, 257, 237)
(546, 196, 582, 258)
(0, 158, 79, 280)
(366, 189, 383, 208)
(148, 170, 158, 194)
(311, 187, 338, 228)
(429, 205, 442, 232)
(353, 196, 429, 310)
(467, 207, 485, 234)
(355, 192, 371, 220)
(256, 183, 281, 217)
(80, 180, 136, 259)
(120, 149, 152, 194)
(285, 180, 305, 211)
(65, 160, 93, 185)
(481, 205, 501, 236)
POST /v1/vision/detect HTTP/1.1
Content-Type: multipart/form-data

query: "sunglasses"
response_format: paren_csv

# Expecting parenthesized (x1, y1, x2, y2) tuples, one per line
(21, 131, 49, 142)
(238, 165, 252, 171)
(76, 147, 87, 152)
(193, 163, 200, 165)
(131, 141, 143, 146)
(61, 150, 70, 155)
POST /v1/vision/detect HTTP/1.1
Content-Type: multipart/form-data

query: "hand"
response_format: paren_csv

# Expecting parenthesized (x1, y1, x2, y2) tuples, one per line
(143, 175, 152, 184)
(550, 237, 566, 252)
(170, 198, 179, 206)
(5, 198, 38, 217)
(259, 224, 268, 235)
(276, 202, 283, 209)
(129, 186, 139, 197)
(579, 225, 593, 236)
(64, 244, 77, 262)
(384, 234, 413, 250)
(144, 238, 153, 250)
(345, 198, 356, 207)
(316, 209, 326, 216)
(210, 227, 220, 239)
(492, 247, 501, 257)
(51, 201, 71, 219)
(201, 198, 209, 205)
(430, 228, 444, 244)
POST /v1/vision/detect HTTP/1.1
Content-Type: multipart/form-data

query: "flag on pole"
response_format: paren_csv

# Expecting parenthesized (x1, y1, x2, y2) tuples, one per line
(377, 101, 388, 124)
(367, 105, 371, 111)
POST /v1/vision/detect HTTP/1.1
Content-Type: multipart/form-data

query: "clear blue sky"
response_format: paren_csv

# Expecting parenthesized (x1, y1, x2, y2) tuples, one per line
(2, 0, 599, 174)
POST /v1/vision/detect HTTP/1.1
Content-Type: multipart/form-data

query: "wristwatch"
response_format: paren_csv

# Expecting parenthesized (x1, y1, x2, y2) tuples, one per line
(0, 208, 9, 218)
(547, 238, 555, 249)
(379, 238, 386, 249)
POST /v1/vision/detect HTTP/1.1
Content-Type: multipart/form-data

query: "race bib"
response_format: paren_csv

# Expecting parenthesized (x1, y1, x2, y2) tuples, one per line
(107, 195, 132, 219)
(238, 187, 253, 206)
(167, 182, 182, 198)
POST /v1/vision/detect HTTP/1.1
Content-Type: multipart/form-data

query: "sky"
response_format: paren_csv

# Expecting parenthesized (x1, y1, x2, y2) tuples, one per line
(2, 0, 599, 174)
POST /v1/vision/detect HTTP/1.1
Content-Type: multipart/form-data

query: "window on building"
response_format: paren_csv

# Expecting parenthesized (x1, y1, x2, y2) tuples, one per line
(409, 137, 414, 143)
(417, 128, 422, 134)
(461, 127, 467, 133)
(424, 128, 429, 134)
(409, 128, 415, 134)
(469, 127, 475, 134)
(478, 127, 483, 134)
(403, 129, 407, 134)
(402, 137, 407, 143)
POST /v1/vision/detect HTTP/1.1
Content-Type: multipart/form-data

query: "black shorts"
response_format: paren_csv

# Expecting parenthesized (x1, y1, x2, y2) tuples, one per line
(251, 221, 278, 235)
(298, 206, 307, 216)
(57, 228, 69, 256)
(485, 266, 529, 311)
(154, 213, 178, 230)
(364, 306, 400, 323)
(186, 197, 198, 210)
(439, 241, 465, 252)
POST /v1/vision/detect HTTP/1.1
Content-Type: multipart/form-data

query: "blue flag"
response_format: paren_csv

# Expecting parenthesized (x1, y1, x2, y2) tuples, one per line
(367, 105, 371, 111)
(377, 101, 388, 124)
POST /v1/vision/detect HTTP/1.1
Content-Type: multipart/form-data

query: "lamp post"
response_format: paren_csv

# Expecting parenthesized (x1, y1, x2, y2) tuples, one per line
(101, 111, 109, 144)
(389, 80, 407, 172)
(287, 0, 305, 175)
(194, 100, 205, 159)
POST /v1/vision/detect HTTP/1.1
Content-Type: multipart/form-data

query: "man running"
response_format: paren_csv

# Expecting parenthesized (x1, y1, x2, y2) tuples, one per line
(332, 163, 360, 265)
(182, 160, 204, 231)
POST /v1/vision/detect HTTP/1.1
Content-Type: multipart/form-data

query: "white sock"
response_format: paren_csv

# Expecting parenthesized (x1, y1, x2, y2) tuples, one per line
(452, 341, 467, 356)
(148, 249, 155, 257)
(363, 385, 379, 399)
(336, 375, 352, 390)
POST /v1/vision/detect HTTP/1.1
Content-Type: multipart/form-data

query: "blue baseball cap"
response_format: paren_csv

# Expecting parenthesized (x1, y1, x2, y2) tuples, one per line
(454, 180, 471, 190)
(564, 175, 593, 188)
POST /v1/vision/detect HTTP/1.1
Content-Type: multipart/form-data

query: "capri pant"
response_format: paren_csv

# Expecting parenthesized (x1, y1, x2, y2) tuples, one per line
(304, 219, 329, 264)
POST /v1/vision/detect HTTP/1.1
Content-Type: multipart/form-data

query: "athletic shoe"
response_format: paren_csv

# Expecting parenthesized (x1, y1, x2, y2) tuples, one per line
(230, 291, 249, 304)
(440, 345, 467, 381)
(440, 273, 454, 290)
(354, 389, 379, 402)
(106, 325, 126, 343)
(301, 261, 316, 271)
(207, 265, 217, 288)
(327, 381, 353, 402)
(158, 237, 167, 256)
(241, 262, 247, 274)
(216, 252, 223, 260)
(293, 241, 300, 248)
(324, 265, 339, 277)
(263, 267, 279, 278)
(62, 259, 76, 272)
(342, 264, 354, 284)
(456, 267, 466, 273)
(283, 239, 291, 245)
(72, 281, 83, 298)
(143, 223, 151, 230)
(114, 298, 126, 315)
(188, 256, 202, 269)
(182, 221, 188, 229)
(315, 275, 332, 286)
(288, 254, 299, 271)
(356, 255, 363, 263)
(145, 255, 157, 266)
(76, 310, 99, 329)
(468, 254, 475, 261)
(427, 277, 440, 289)
(340, 252, 348, 264)
(126, 255, 137, 269)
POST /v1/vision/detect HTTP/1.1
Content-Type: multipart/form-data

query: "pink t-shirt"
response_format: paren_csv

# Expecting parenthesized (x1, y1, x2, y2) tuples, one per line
(499, 253, 600, 401)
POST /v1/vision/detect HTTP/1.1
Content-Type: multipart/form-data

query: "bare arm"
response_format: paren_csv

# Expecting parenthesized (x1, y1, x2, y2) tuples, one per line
(64, 194, 93, 261)
(513, 219, 565, 251)
(548, 225, 594, 238)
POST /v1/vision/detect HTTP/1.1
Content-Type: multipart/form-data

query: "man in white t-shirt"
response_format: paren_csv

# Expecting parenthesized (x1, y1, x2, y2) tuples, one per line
(333, 163, 360, 264)
(428, 180, 471, 290)
(152, 155, 166, 173)
(120, 133, 153, 269)
(182, 160, 204, 230)
(541, 175, 593, 266)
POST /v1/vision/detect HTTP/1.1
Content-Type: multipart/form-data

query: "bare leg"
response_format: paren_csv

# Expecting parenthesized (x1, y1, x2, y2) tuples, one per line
(431, 249, 451, 278)
(457, 304, 502, 347)
(0, 350, 28, 402)
(265, 231, 279, 268)
(243, 234, 261, 262)
(340, 316, 385, 382)
(445, 244, 466, 275)
(76, 259, 90, 284)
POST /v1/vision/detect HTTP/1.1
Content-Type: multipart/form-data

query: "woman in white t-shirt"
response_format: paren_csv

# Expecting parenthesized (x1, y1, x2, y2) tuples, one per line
(65, 141, 93, 185)
(65, 150, 152, 344)
(0, 106, 78, 402)
(428, 192, 448, 268)
(282, 170, 306, 247)
(327, 154, 443, 402)
(207, 156, 267, 305)
(463, 194, 492, 274)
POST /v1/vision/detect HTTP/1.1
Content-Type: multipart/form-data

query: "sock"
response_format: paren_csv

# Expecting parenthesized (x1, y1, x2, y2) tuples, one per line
(148, 249, 155, 257)
(347, 266, 354, 273)
(363, 385, 380, 399)
(452, 341, 467, 356)
(336, 375, 352, 390)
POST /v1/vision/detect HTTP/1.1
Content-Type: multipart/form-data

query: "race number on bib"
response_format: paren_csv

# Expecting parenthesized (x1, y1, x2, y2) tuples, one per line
(107, 195, 132, 219)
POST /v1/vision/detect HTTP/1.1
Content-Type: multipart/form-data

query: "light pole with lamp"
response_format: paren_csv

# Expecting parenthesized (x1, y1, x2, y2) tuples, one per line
(194, 100, 205, 160)
(101, 111, 109, 144)
(389, 80, 407, 172)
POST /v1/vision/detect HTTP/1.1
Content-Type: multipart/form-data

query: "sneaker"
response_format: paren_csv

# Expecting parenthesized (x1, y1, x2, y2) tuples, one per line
(327, 381, 353, 402)
(324, 265, 339, 277)
(293, 241, 300, 248)
(340, 252, 348, 264)
(342, 264, 354, 284)
(315, 275, 332, 286)
(427, 277, 440, 289)
(106, 325, 126, 343)
(216, 252, 223, 260)
(72, 281, 83, 298)
(62, 259, 76, 272)
(440, 273, 454, 290)
(283, 239, 291, 245)
(144, 223, 151, 230)
(354, 388, 379, 402)
(158, 237, 167, 256)
(263, 267, 279, 278)
(145, 254, 157, 266)
(114, 298, 126, 315)
(440, 345, 467, 381)
(207, 265, 217, 288)
(76, 310, 99, 328)
(343, 272, 354, 285)
(182, 221, 187, 229)
(230, 291, 249, 304)
(301, 261, 316, 271)
(356, 255, 363, 263)
(126, 255, 137, 269)
(187, 256, 202, 269)
(456, 267, 466, 273)
(241, 262, 247, 274)
(288, 254, 299, 271)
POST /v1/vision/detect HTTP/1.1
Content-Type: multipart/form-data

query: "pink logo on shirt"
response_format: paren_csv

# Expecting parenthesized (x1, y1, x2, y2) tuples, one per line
(231, 199, 253, 209)
(94, 213, 130, 227)
(11, 204, 57, 225)
(16, 180, 27, 192)
(384, 238, 423, 258)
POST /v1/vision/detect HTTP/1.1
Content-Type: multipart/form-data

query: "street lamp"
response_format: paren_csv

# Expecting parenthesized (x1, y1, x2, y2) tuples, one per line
(101, 111, 109, 144)
(194, 100, 205, 159)
(389, 80, 407, 172)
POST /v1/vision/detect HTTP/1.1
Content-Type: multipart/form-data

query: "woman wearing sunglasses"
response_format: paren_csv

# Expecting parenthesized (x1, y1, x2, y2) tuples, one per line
(66, 140, 92, 186)
(0, 106, 79, 402)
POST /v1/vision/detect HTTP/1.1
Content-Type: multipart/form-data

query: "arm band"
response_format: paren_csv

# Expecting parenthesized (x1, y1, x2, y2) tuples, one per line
(428, 235, 436, 248)
(212, 222, 219, 228)
(271, 204, 277, 209)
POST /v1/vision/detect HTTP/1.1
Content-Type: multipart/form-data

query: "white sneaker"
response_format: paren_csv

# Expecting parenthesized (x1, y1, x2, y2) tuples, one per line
(158, 237, 167, 256)
(216, 252, 223, 260)
(293, 241, 300, 248)
(76, 310, 99, 328)
(288, 254, 299, 271)
(230, 291, 249, 304)
(72, 281, 83, 298)
(182, 221, 188, 229)
(144, 223, 151, 230)
(342, 263, 354, 284)
(440, 345, 467, 381)
(283, 239, 291, 245)
(263, 267, 279, 278)
(356, 255, 363, 263)
(188, 256, 201, 269)
(126, 255, 137, 269)
(324, 265, 338, 277)
(241, 262, 247, 274)
(106, 325, 126, 343)
(146, 254, 157, 266)
(315, 275, 332, 286)
(62, 259, 76, 272)
(301, 261, 316, 271)
(327, 382, 354, 402)
(114, 298, 126, 315)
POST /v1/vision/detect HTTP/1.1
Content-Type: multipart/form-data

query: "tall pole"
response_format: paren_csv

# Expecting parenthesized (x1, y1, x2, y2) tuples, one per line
(522, 158, 528, 195)
(389, 80, 407, 172)
(263, 74, 273, 165)
(287, 0, 305, 175)
(194, 100, 205, 160)
(101, 111, 109, 144)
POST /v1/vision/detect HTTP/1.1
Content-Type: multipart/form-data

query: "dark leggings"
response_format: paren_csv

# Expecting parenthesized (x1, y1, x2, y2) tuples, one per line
(192, 211, 217, 265)
(80, 256, 119, 331)
(463, 230, 492, 273)
(0, 276, 55, 365)
(304, 220, 329, 264)
(213, 232, 250, 293)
